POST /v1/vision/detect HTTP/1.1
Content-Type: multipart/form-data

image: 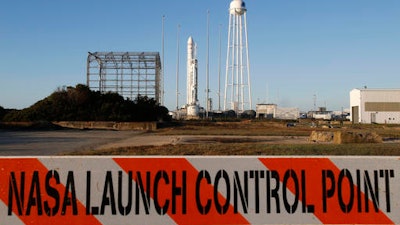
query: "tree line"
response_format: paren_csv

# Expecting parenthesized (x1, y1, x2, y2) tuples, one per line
(1, 84, 170, 122)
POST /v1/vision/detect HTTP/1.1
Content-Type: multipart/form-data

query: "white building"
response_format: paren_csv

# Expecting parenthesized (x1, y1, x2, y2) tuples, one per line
(350, 88, 400, 124)
(256, 104, 276, 119)
(275, 107, 300, 120)
(256, 104, 299, 120)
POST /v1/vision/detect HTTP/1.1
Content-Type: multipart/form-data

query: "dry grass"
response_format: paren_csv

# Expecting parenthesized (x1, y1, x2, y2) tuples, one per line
(156, 121, 316, 136)
(68, 143, 400, 156)
(157, 120, 400, 137)
(66, 120, 400, 156)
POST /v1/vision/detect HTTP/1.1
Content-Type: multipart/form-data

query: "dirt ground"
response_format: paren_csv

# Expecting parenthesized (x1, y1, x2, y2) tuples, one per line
(1, 120, 399, 155)
(0, 130, 309, 155)
(95, 134, 309, 150)
(0, 130, 141, 155)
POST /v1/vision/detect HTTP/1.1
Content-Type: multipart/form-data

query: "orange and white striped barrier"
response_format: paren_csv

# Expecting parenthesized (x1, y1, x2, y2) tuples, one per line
(0, 156, 399, 224)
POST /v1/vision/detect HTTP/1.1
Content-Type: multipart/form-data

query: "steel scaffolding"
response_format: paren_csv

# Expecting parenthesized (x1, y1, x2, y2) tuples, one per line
(87, 52, 161, 103)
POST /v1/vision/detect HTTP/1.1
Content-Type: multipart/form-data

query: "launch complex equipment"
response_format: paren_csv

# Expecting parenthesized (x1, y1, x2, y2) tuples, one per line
(87, 52, 162, 103)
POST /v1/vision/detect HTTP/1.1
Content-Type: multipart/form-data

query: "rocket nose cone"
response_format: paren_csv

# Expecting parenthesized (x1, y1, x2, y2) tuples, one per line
(188, 36, 193, 44)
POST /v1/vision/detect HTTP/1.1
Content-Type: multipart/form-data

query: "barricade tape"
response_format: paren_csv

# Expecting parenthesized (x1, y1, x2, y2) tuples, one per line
(0, 156, 398, 224)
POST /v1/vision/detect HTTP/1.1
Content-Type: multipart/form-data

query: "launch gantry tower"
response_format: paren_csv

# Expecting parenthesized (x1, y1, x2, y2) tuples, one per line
(87, 52, 162, 103)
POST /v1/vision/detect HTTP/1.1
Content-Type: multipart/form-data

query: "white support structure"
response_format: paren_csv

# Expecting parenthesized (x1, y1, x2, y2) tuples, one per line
(224, 0, 252, 113)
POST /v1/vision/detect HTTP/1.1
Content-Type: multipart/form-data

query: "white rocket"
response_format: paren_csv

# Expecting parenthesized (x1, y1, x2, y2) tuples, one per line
(186, 36, 199, 116)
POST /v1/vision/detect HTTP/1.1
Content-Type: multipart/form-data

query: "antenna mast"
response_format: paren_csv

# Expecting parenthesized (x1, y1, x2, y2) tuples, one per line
(206, 10, 210, 118)
(176, 25, 181, 110)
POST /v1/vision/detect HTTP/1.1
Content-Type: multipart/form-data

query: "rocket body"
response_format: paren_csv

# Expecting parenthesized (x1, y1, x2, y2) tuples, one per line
(186, 36, 199, 117)
(187, 36, 198, 106)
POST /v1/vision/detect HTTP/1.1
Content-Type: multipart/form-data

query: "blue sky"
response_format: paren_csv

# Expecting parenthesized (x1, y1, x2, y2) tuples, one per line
(1, 0, 399, 111)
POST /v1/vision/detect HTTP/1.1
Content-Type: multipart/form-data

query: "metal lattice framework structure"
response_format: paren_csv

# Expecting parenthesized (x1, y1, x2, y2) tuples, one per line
(87, 52, 161, 103)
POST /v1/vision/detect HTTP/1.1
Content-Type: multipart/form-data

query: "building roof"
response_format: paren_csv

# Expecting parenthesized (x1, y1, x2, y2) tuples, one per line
(352, 88, 400, 92)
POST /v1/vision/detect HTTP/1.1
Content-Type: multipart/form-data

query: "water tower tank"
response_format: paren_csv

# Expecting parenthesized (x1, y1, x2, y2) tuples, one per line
(229, 0, 246, 15)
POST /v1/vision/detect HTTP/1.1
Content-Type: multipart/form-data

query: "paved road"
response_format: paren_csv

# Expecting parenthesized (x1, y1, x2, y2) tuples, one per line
(0, 130, 141, 156)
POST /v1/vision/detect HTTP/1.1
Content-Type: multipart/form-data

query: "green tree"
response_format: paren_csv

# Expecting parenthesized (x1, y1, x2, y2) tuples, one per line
(0, 106, 6, 120)
(2, 84, 170, 122)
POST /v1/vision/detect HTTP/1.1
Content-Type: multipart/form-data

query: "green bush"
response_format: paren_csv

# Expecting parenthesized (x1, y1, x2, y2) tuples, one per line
(0, 106, 6, 120)
(2, 84, 170, 122)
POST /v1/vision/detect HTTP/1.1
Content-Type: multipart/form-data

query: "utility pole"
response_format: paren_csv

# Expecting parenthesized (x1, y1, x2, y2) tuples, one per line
(161, 15, 165, 106)
(205, 10, 210, 118)
(218, 24, 222, 111)
(176, 24, 181, 110)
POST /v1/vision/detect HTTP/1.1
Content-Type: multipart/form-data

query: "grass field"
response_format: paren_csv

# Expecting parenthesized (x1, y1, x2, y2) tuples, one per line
(72, 143, 400, 156)
(69, 120, 400, 155)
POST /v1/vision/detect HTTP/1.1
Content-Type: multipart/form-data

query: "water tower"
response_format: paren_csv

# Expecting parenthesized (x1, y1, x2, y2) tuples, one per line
(224, 0, 252, 113)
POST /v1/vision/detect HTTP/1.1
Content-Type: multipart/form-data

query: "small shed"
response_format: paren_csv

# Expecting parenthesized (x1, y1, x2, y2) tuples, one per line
(256, 104, 299, 120)
(256, 104, 277, 119)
